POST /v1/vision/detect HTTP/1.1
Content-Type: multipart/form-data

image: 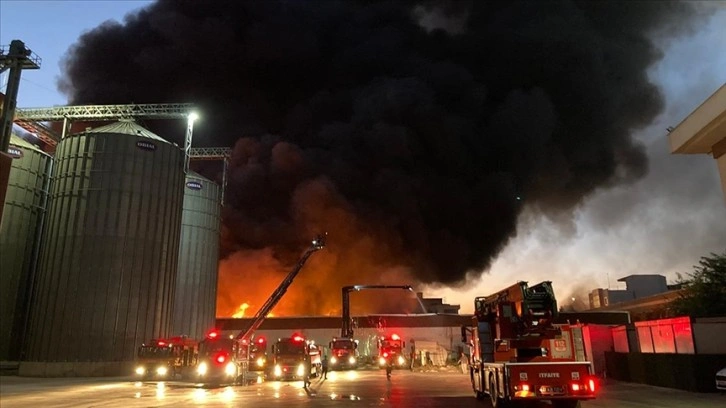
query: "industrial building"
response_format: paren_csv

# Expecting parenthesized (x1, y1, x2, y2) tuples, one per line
(588, 274, 670, 309)
(415, 292, 460, 314)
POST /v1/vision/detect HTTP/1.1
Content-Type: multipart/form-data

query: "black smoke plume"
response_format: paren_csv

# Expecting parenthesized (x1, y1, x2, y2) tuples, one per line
(59, 0, 699, 286)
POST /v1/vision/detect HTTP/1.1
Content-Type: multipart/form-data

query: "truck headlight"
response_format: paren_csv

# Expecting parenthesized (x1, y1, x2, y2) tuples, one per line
(297, 364, 305, 377)
(379, 357, 386, 366)
(274, 365, 282, 377)
(197, 362, 208, 376)
(256, 357, 265, 367)
(156, 366, 168, 376)
(330, 356, 338, 364)
(398, 356, 405, 365)
(135, 366, 146, 375)
(225, 362, 237, 376)
(349, 356, 356, 365)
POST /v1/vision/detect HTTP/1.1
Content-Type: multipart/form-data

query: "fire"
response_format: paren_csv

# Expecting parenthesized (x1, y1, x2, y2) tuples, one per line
(215, 184, 420, 318)
(232, 303, 250, 318)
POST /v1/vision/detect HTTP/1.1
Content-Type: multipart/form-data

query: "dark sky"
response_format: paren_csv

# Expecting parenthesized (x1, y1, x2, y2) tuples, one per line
(54, 0, 724, 314)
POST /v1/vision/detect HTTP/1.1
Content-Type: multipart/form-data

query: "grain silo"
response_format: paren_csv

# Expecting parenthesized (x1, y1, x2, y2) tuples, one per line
(21, 120, 185, 376)
(172, 172, 221, 339)
(0, 134, 52, 362)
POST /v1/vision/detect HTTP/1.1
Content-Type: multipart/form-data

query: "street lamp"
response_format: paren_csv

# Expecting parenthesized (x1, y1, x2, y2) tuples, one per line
(184, 112, 199, 173)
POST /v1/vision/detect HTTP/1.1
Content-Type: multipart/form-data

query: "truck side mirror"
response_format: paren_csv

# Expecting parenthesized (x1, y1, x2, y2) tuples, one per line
(403, 341, 406, 348)
(460, 325, 467, 343)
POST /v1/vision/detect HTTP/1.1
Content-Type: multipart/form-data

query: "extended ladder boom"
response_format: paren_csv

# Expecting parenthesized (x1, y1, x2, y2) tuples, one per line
(235, 234, 326, 341)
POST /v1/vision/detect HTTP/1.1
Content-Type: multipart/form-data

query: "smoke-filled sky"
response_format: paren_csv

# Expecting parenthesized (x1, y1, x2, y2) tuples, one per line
(2, 0, 724, 316)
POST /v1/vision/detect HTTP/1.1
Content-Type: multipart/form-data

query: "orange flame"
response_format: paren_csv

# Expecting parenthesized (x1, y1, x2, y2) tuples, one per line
(232, 303, 250, 318)
(216, 178, 421, 317)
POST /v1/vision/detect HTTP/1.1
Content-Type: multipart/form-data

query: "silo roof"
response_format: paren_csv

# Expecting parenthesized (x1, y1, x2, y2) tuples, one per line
(9, 133, 46, 154)
(83, 120, 170, 143)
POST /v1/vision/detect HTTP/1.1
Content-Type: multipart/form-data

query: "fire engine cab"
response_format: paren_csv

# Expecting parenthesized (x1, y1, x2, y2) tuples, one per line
(271, 334, 318, 381)
(462, 281, 596, 408)
(135, 336, 197, 379)
(377, 333, 407, 368)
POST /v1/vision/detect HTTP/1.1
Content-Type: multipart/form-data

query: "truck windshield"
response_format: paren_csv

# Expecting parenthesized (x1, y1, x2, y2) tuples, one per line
(138, 346, 172, 359)
(381, 340, 402, 349)
(276, 342, 305, 355)
(199, 338, 234, 356)
(332, 340, 355, 349)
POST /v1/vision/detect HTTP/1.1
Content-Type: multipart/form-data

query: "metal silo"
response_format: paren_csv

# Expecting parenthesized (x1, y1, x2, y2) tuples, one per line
(172, 172, 221, 339)
(22, 120, 184, 376)
(0, 134, 52, 362)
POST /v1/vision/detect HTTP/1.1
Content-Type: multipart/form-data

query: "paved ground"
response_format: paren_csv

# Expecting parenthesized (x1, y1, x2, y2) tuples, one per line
(1, 369, 724, 407)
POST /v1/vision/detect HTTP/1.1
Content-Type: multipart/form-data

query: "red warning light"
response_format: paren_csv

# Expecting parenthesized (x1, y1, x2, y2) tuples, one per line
(258, 337, 266, 344)
(207, 329, 219, 339)
(157, 341, 166, 347)
(215, 353, 227, 364)
(391, 334, 400, 340)
(383, 352, 389, 358)
(293, 335, 304, 342)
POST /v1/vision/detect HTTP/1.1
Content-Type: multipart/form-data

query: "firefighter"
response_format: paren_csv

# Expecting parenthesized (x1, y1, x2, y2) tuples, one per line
(303, 358, 312, 389)
(321, 354, 329, 380)
(385, 356, 393, 380)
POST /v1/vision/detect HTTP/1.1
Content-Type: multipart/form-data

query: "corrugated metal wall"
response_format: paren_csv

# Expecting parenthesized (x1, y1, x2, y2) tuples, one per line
(0, 135, 52, 361)
(24, 121, 185, 363)
(172, 172, 221, 339)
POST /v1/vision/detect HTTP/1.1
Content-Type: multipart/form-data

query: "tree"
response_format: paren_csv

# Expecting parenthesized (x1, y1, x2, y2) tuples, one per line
(670, 251, 726, 318)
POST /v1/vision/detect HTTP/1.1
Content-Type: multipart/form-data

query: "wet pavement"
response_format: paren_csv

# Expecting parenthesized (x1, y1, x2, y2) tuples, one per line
(1, 368, 724, 407)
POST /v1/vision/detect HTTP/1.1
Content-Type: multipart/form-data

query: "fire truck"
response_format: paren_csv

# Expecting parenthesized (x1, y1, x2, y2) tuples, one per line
(135, 336, 198, 379)
(328, 337, 359, 370)
(194, 234, 326, 384)
(462, 281, 596, 408)
(240, 336, 268, 372)
(270, 334, 318, 381)
(377, 333, 408, 368)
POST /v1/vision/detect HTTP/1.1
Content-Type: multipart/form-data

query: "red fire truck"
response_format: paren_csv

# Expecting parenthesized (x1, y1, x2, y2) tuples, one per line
(239, 336, 268, 372)
(329, 337, 359, 370)
(270, 334, 318, 381)
(462, 281, 596, 408)
(135, 336, 198, 380)
(377, 333, 408, 369)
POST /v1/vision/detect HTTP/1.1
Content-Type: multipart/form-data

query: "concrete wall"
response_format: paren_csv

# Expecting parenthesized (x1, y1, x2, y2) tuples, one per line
(693, 317, 726, 354)
(621, 275, 668, 298)
(19, 361, 134, 377)
(606, 290, 634, 305)
(605, 351, 726, 392)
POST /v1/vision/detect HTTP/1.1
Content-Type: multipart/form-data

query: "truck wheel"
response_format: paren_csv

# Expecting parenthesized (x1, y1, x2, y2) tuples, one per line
(489, 375, 508, 408)
(552, 400, 581, 408)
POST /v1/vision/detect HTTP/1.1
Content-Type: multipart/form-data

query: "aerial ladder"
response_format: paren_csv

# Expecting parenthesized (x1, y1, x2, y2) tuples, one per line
(236, 233, 327, 342)
(195, 233, 326, 383)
